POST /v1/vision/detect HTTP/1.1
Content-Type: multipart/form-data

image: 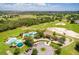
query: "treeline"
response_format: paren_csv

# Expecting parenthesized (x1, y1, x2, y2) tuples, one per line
(66, 14, 79, 20)
(0, 17, 54, 32)
(0, 13, 79, 32)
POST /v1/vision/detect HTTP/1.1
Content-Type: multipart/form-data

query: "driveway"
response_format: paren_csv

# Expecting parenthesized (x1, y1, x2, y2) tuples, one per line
(25, 41, 55, 55)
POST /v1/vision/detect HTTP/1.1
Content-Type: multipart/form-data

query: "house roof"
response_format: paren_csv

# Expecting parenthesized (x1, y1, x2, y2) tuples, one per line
(74, 20, 79, 24)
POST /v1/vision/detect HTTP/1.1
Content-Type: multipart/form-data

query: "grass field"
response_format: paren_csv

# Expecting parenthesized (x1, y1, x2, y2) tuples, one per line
(0, 20, 79, 55)
(27, 21, 79, 33)
(60, 40, 79, 55)
(0, 28, 24, 54)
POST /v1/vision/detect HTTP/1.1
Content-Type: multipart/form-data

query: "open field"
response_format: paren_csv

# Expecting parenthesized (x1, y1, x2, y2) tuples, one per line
(27, 21, 79, 33)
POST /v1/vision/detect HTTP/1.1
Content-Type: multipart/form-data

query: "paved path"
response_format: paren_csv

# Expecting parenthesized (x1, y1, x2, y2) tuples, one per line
(60, 38, 74, 48)
(47, 27, 79, 39)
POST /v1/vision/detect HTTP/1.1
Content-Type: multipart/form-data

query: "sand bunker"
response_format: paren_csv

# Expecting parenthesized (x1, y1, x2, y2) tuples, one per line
(47, 27, 79, 39)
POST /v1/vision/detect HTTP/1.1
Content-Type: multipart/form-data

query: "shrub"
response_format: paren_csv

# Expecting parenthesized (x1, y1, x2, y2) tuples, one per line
(13, 48, 20, 55)
(70, 20, 75, 24)
(55, 48, 61, 55)
(35, 30, 45, 38)
(31, 48, 38, 55)
(50, 42, 61, 49)
(75, 42, 79, 52)
(41, 47, 46, 52)
(59, 36, 66, 44)
(24, 40, 32, 47)
(24, 37, 33, 47)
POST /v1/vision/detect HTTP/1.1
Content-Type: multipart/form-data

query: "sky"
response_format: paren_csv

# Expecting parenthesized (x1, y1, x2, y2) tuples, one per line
(0, 3, 79, 11)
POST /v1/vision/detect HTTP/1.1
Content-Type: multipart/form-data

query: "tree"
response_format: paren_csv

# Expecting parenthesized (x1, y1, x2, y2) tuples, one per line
(52, 32, 58, 41)
(70, 20, 75, 24)
(31, 48, 38, 55)
(13, 48, 20, 55)
(55, 48, 61, 55)
(0, 19, 4, 23)
(24, 37, 34, 47)
(53, 32, 56, 37)
(35, 30, 45, 38)
(75, 42, 79, 52)
(59, 36, 66, 44)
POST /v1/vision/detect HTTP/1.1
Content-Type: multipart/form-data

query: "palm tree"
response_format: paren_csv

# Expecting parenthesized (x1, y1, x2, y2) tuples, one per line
(53, 32, 56, 37)
(52, 32, 58, 41)
(60, 36, 66, 44)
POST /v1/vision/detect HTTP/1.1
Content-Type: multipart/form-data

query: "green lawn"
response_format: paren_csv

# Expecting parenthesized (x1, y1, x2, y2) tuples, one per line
(60, 40, 79, 55)
(50, 42, 61, 49)
(0, 28, 24, 54)
(0, 28, 23, 42)
(27, 22, 79, 33)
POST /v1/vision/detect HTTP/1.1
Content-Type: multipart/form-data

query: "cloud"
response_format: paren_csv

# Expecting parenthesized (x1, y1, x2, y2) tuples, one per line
(0, 3, 79, 11)
(34, 3, 46, 6)
(51, 5, 61, 7)
(15, 3, 32, 6)
(14, 3, 46, 6)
